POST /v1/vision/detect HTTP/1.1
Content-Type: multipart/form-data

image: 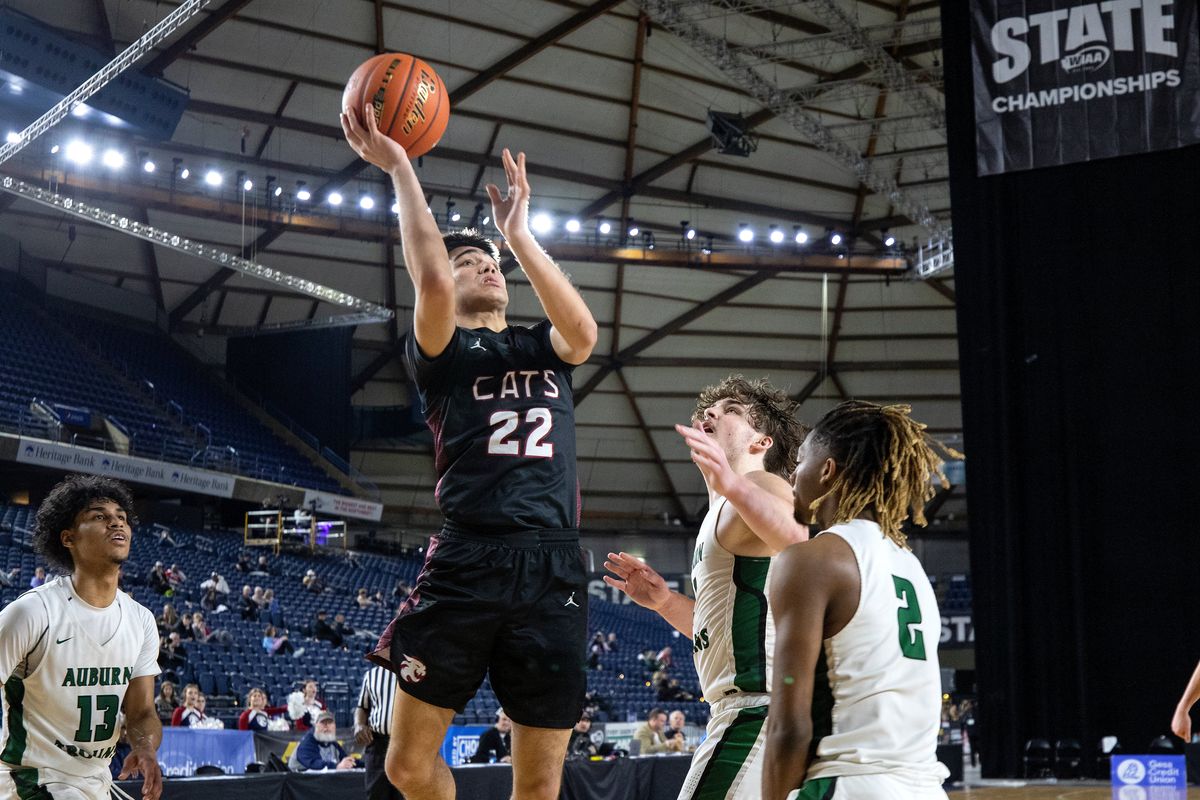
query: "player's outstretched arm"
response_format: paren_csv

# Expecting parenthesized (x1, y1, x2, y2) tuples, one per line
(1172, 659, 1200, 740)
(119, 675, 163, 800)
(603, 552, 694, 637)
(676, 423, 808, 551)
(342, 104, 455, 357)
(486, 148, 597, 365)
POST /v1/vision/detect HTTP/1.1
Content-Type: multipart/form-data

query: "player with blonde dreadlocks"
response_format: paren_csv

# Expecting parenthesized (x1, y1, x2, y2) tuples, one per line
(763, 400, 952, 800)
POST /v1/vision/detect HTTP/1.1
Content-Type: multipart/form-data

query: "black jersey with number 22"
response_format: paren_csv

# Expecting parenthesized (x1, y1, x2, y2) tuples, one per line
(403, 320, 579, 534)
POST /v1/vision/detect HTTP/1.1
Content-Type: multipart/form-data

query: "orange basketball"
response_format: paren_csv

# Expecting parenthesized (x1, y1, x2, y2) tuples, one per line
(343, 53, 450, 159)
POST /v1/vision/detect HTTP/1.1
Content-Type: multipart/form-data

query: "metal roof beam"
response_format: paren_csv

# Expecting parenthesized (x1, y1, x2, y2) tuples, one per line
(142, 0, 256, 76)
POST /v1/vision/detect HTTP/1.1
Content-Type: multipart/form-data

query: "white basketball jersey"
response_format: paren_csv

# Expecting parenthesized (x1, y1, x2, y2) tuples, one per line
(805, 519, 949, 784)
(690, 498, 775, 701)
(0, 576, 159, 783)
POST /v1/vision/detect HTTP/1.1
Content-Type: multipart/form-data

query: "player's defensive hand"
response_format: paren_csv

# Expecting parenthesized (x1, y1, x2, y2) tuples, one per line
(118, 748, 163, 800)
(675, 422, 738, 497)
(1172, 706, 1192, 741)
(485, 149, 531, 242)
(603, 552, 671, 611)
(341, 103, 411, 174)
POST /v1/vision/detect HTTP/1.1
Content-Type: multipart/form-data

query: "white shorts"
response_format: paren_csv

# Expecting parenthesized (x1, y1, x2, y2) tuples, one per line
(0, 766, 111, 800)
(677, 695, 769, 800)
(788, 773, 949, 800)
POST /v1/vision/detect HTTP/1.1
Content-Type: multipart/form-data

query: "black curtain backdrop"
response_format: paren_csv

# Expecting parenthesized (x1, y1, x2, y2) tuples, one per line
(942, 2, 1200, 777)
(226, 327, 355, 458)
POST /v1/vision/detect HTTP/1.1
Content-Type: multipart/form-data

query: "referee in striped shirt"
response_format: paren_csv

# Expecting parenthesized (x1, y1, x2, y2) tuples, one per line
(356, 664, 401, 799)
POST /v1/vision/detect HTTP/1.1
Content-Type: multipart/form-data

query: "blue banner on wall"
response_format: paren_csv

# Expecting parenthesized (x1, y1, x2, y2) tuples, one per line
(1111, 755, 1186, 789)
(158, 728, 257, 776)
(440, 725, 490, 767)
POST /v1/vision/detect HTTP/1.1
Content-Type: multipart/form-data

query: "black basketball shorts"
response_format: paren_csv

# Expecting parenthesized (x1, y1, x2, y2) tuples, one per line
(369, 527, 588, 729)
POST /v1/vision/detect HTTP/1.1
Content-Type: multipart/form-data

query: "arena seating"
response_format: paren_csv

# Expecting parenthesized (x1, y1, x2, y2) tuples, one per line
(0, 504, 709, 729)
(0, 296, 344, 494)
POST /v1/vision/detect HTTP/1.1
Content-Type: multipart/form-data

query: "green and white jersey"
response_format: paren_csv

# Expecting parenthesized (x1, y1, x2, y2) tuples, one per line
(0, 576, 159, 785)
(806, 519, 949, 785)
(690, 498, 775, 702)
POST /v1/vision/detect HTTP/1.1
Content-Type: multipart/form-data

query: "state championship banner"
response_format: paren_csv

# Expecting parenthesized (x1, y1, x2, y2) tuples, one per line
(971, 0, 1200, 174)
(302, 489, 384, 522)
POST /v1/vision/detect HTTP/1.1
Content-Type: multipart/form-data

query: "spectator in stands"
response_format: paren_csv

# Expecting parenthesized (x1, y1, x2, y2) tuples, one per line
(190, 612, 213, 644)
(288, 680, 327, 731)
(302, 569, 325, 594)
(238, 687, 288, 732)
(656, 645, 674, 670)
(165, 562, 187, 594)
(156, 603, 179, 635)
(155, 681, 179, 717)
(0, 566, 20, 588)
(178, 612, 194, 640)
(251, 585, 267, 610)
(470, 709, 513, 764)
(29, 566, 46, 588)
(665, 710, 691, 751)
(263, 624, 301, 657)
(235, 552, 251, 573)
(587, 632, 606, 670)
(606, 632, 618, 652)
(332, 612, 356, 643)
(567, 715, 597, 759)
(239, 585, 258, 620)
(251, 554, 272, 576)
(194, 693, 221, 728)
(652, 671, 695, 703)
(155, 526, 179, 548)
(634, 708, 683, 754)
(157, 632, 188, 679)
(200, 584, 220, 613)
(173, 683, 205, 727)
(290, 711, 357, 772)
(356, 588, 377, 608)
(200, 571, 230, 601)
(146, 561, 169, 594)
(312, 610, 343, 648)
(263, 588, 284, 627)
(390, 578, 410, 602)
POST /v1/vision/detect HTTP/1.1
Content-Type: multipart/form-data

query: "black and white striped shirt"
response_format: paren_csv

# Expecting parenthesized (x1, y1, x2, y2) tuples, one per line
(358, 664, 397, 734)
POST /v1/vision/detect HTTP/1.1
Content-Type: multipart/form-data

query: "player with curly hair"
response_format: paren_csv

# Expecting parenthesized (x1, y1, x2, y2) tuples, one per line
(0, 474, 162, 800)
(764, 401, 954, 800)
(605, 375, 809, 799)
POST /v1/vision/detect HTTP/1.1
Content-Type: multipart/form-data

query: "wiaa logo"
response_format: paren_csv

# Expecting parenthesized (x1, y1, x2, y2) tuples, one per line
(1116, 758, 1146, 784)
(1061, 44, 1111, 74)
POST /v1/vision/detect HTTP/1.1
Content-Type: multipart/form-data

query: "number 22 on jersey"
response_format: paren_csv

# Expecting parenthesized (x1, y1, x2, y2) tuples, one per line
(487, 407, 554, 458)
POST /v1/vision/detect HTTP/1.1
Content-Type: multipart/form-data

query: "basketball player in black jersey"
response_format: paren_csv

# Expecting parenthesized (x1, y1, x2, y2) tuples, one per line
(342, 104, 597, 800)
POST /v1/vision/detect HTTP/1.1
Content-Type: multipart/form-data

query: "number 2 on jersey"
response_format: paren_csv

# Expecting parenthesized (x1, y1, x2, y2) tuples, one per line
(74, 694, 119, 742)
(892, 575, 927, 660)
(487, 408, 554, 458)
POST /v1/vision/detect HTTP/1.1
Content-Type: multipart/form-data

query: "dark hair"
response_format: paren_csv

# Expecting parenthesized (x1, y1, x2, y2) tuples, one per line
(692, 375, 809, 477)
(33, 474, 137, 572)
(648, 707, 666, 720)
(443, 228, 501, 263)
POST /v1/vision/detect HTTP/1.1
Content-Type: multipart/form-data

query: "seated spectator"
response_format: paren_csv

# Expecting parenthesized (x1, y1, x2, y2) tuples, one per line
(311, 610, 343, 649)
(200, 571, 230, 601)
(234, 552, 252, 573)
(190, 612, 213, 644)
(250, 555, 273, 576)
(606, 632, 618, 652)
(156, 603, 179, 635)
(200, 584, 221, 613)
(0, 566, 21, 588)
(263, 588, 284, 628)
(29, 566, 46, 588)
(289, 711, 357, 772)
(193, 693, 222, 728)
(567, 714, 598, 759)
(665, 710, 692, 751)
(331, 613, 356, 642)
(146, 562, 169, 595)
(634, 708, 683, 754)
(655, 645, 674, 670)
(355, 588, 376, 609)
(155, 681, 179, 718)
(470, 709, 513, 764)
(157, 632, 188, 678)
(587, 632, 606, 669)
(239, 585, 258, 620)
(251, 585, 267, 610)
(165, 563, 187, 595)
(238, 687, 289, 732)
(652, 671, 695, 703)
(301, 569, 325, 594)
(178, 613, 195, 641)
(391, 578, 411, 602)
(263, 625, 302, 657)
(172, 684, 204, 727)
(288, 680, 327, 731)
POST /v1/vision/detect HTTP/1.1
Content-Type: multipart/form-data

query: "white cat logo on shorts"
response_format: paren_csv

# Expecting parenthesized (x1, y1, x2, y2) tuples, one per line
(399, 655, 427, 684)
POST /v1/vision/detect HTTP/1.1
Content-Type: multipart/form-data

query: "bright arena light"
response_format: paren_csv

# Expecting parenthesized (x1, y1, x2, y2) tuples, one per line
(297, 187, 311, 201)
(5, 131, 21, 144)
(738, 226, 755, 243)
(830, 232, 843, 246)
(242, 178, 254, 192)
(884, 234, 896, 247)
(686, 228, 697, 240)
(359, 196, 375, 210)
(142, 159, 156, 173)
(204, 170, 223, 187)
(794, 229, 809, 244)
(327, 192, 343, 206)
(64, 140, 94, 165)
(101, 149, 126, 169)
(769, 228, 784, 244)
(565, 219, 581, 234)
(391, 201, 400, 214)
(70, 104, 89, 118)
(530, 212, 554, 235)
(598, 221, 612, 235)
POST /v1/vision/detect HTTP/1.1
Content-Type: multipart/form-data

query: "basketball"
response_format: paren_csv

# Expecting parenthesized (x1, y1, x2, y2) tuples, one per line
(343, 53, 450, 159)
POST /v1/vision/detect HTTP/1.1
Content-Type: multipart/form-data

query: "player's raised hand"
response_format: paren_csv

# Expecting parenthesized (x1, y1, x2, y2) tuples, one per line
(341, 103, 410, 174)
(485, 148, 531, 242)
(675, 421, 738, 497)
(603, 552, 671, 611)
(118, 749, 163, 800)
(1172, 706, 1192, 742)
